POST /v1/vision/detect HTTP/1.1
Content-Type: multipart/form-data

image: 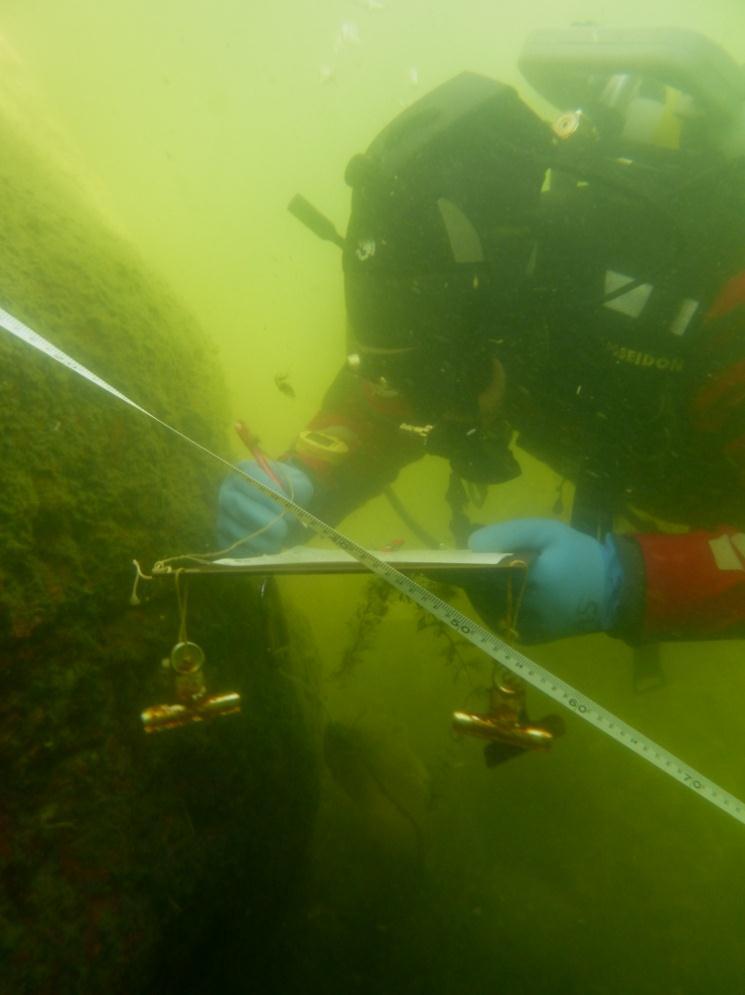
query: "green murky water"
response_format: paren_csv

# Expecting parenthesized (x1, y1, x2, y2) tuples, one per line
(2, 3, 745, 993)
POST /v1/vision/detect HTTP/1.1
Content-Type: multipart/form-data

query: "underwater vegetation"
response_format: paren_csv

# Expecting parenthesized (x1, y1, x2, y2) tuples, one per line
(338, 573, 482, 682)
(0, 107, 322, 994)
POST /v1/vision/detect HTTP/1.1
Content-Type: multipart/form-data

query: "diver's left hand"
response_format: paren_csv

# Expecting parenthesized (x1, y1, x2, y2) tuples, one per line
(469, 518, 624, 642)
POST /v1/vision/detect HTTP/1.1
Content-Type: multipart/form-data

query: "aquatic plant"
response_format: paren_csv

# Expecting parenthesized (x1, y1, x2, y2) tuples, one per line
(336, 573, 480, 682)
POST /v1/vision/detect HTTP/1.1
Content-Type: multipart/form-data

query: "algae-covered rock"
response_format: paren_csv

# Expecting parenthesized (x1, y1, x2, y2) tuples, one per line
(0, 100, 321, 993)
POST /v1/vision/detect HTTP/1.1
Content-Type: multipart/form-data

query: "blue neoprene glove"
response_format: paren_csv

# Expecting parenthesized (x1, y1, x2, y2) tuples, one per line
(217, 460, 314, 556)
(469, 518, 624, 643)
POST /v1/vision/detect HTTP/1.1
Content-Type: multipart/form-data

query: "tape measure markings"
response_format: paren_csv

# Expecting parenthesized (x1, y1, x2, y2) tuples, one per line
(2, 305, 744, 827)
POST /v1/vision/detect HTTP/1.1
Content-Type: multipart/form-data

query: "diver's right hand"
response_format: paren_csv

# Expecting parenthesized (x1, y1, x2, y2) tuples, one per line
(217, 460, 314, 556)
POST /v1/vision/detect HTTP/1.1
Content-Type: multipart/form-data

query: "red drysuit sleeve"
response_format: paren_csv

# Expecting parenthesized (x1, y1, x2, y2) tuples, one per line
(287, 366, 424, 526)
(635, 530, 745, 638)
(635, 272, 745, 640)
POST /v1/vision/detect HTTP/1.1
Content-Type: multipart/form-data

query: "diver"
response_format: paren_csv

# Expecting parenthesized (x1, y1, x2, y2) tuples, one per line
(218, 26, 745, 646)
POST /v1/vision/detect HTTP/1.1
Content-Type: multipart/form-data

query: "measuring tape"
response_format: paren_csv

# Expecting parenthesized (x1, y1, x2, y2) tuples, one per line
(2, 304, 744, 827)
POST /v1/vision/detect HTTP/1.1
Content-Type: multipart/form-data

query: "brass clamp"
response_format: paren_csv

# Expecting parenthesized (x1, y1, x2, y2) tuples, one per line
(452, 673, 564, 766)
(140, 574, 241, 734)
(141, 640, 241, 734)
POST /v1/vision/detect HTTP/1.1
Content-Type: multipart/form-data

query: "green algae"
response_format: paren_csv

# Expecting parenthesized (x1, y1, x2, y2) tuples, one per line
(0, 107, 321, 994)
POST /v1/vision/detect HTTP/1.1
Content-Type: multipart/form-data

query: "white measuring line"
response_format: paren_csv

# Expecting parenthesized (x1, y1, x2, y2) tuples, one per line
(3, 304, 744, 827)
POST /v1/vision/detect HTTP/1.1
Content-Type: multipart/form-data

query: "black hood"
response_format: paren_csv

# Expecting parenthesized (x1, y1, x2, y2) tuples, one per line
(342, 73, 551, 414)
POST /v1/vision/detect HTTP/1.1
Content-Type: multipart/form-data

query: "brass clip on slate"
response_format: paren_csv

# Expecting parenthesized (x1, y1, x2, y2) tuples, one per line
(140, 573, 241, 734)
